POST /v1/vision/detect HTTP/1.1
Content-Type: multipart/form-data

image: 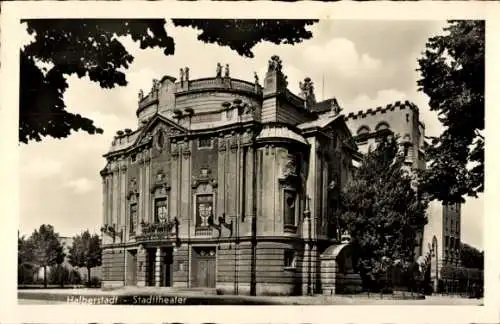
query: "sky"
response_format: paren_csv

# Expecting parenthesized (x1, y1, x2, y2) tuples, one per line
(18, 19, 484, 250)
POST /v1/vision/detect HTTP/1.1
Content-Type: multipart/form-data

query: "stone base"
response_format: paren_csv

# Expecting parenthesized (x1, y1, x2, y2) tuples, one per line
(216, 282, 296, 296)
(173, 282, 188, 288)
(102, 281, 125, 289)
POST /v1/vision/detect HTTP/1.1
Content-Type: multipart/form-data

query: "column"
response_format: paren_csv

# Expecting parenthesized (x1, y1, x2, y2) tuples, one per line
(155, 247, 161, 287)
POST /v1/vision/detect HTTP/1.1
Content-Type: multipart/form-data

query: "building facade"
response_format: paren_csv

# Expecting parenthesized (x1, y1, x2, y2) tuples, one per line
(99, 56, 361, 295)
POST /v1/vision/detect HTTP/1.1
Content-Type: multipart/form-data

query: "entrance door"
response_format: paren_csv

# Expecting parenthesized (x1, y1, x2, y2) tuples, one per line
(192, 247, 216, 288)
(146, 248, 156, 286)
(162, 248, 173, 287)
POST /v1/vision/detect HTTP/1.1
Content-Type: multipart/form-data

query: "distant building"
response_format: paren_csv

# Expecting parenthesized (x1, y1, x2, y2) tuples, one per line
(99, 57, 362, 295)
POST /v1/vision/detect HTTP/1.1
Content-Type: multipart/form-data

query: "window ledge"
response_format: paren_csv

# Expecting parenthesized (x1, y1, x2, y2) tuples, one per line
(284, 266, 297, 272)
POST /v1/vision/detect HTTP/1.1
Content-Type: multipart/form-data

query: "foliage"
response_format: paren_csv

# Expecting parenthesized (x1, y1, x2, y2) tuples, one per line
(68, 230, 102, 287)
(171, 19, 317, 58)
(417, 20, 484, 203)
(20, 19, 317, 144)
(338, 136, 428, 276)
(18, 233, 36, 284)
(26, 225, 65, 288)
(460, 243, 484, 269)
(48, 265, 83, 286)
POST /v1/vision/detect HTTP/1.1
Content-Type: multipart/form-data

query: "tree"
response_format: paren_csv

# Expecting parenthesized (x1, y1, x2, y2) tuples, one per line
(20, 19, 317, 144)
(68, 230, 102, 287)
(460, 243, 484, 270)
(417, 20, 484, 203)
(27, 225, 65, 288)
(18, 232, 35, 284)
(338, 137, 428, 280)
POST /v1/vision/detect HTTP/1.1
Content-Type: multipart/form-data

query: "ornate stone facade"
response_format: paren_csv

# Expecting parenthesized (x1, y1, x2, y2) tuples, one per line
(100, 57, 360, 295)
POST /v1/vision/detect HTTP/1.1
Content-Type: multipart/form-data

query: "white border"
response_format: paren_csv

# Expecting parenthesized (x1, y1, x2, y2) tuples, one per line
(1, 1, 500, 324)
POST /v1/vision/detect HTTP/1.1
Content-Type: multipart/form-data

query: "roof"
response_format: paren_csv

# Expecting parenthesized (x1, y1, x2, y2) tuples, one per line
(297, 113, 343, 130)
(256, 124, 308, 145)
(311, 98, 341, 114)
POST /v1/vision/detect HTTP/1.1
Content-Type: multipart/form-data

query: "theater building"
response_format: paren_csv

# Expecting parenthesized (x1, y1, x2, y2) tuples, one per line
(99, 56, 362, 295)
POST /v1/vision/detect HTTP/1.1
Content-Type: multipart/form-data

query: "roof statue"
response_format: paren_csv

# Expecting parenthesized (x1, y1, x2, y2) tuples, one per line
(268, 55, 283, 73)
(299, 77, 316, 108)
(330, 99, 342, 116)
(138, 89, 144, 101)
(254, 72, 259, 85)
(216, 63, 222, 78)
(179, 68, 184, 83)
(184, 67, 190, 81)
(152, 79, 159, 95)
(224, 64, 230, 78)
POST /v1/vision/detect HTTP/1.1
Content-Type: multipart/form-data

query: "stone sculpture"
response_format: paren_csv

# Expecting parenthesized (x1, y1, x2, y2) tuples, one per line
(216, 63, 222, 78)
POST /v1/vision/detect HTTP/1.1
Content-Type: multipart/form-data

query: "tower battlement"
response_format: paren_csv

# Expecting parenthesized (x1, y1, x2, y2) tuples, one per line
(344, 100, 420, 121)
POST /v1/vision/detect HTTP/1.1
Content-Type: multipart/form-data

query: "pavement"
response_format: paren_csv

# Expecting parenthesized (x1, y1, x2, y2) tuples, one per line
(17, 287, 484, 305)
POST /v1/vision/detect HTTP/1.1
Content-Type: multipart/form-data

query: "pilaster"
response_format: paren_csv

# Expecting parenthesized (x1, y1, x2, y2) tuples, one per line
(170, 142, 179, 225)
(245, 146, 255, 220)
(145, 150, 151, 223)
(102, 176, 108, 225)
(217, 135, 226, 219)
(137, 245, 146, 287)
(180, 140, 191, 236)
(112, 166, 118, 226)
(120, 166, 127, 233)
(108, 174, 113, 227)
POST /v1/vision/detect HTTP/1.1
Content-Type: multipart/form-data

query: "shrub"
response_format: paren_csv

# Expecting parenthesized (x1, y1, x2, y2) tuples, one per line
(69, 269, 82, 285)
(89, 276, 101, 288)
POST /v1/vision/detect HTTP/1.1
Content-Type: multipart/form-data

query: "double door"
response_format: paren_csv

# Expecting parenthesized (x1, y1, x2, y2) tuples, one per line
(192, 247, 216, 288)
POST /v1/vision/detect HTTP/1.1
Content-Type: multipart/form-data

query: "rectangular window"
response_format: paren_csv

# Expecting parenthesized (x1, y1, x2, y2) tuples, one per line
(284, 249, 296, 269)
(198, 138, 212, 149)
(154, 197, 168, 223)
(284, 190, 297, 227)
(130, 203, 137, 235)
(196, 194, 213, 227)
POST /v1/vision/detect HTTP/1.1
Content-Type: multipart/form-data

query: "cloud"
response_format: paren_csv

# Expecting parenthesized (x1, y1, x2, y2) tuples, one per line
(65, 177, 94, 194)
(303, 38, 382, 78)
(21, 157, 63, 179)
(342, 89, 408, 112)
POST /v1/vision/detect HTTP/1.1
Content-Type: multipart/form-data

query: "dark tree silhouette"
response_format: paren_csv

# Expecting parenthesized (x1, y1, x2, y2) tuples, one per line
(417, 20, 484, 203)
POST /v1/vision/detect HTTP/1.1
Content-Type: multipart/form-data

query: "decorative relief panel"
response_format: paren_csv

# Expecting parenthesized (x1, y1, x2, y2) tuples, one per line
(218, 135, 226, 152)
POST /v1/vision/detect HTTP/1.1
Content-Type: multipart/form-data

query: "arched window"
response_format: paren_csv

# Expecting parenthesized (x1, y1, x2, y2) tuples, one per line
(375, 122, 390, 132)
(357, 126, 370, 135)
